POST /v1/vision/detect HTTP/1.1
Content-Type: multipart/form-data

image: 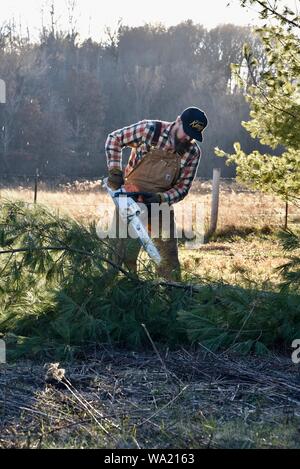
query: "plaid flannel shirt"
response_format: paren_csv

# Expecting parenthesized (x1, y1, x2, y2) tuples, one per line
(105, 119, 201, 205)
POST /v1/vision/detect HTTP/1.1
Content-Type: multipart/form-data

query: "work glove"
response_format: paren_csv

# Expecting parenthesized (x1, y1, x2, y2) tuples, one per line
(142, 192, 162, 205)
(107, 168, 124, 190)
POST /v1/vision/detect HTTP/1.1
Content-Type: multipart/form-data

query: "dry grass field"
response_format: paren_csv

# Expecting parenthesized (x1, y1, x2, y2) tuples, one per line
(1, 179, 299, 288)
(1, 179, 299, 229)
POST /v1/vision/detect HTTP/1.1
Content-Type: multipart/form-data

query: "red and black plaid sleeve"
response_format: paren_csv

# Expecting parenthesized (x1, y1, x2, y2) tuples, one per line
(105, 120, 153, 171)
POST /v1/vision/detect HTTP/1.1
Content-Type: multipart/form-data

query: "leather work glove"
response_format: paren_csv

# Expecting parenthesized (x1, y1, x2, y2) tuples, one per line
(142, 192, 162, 205)
(107, 168, 124, 190)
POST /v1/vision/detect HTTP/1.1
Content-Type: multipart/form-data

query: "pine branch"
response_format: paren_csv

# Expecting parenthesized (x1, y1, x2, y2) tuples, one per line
(256, 0, 300, 29)
(0, 246, 135, 279)
(244, 52, 297, 119)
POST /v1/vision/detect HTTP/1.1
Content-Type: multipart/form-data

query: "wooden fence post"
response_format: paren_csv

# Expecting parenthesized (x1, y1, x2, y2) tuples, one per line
(34, 168, 39, 204)
(209, 168, 221, 236)
(284, 200, 289, 230)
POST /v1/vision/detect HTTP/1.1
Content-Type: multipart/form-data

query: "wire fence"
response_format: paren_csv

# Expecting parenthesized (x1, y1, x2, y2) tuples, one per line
(0, 172, 241, 200)
(0, 172, 299, 230)
(0, 173, 237, 181)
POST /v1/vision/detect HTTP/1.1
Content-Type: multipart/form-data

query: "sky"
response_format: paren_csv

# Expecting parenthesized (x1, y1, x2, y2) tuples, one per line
(1, 0, 299, 42)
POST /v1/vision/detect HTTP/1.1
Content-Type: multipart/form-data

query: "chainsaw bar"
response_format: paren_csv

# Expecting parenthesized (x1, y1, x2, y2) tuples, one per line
(103, 179, 161, 265)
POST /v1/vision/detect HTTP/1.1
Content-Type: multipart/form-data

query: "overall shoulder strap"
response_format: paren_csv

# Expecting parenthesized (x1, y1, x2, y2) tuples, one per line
(152, 121, 162, 146)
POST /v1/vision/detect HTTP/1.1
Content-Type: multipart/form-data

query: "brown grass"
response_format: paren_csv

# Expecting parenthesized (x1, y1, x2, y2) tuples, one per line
(1, 179, 299, 228)
(0, 179, 299, 288)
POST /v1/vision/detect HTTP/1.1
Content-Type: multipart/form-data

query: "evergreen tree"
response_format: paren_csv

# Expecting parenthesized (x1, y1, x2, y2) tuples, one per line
(215, 5, 300, 204)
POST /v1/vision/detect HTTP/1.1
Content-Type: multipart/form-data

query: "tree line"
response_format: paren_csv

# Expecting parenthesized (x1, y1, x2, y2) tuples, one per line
(0, 19, 269, 179)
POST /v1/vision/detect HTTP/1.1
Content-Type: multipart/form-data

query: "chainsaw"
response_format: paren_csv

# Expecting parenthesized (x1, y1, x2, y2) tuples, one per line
(103, 179, 161, 265)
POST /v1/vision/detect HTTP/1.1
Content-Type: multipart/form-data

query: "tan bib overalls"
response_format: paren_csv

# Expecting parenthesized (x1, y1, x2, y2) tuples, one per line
(112, 147, 182, 281)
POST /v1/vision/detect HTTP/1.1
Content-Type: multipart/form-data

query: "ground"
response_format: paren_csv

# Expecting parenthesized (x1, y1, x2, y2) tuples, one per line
(1, 349, 300, 449)
(0, 179, 300, 449)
